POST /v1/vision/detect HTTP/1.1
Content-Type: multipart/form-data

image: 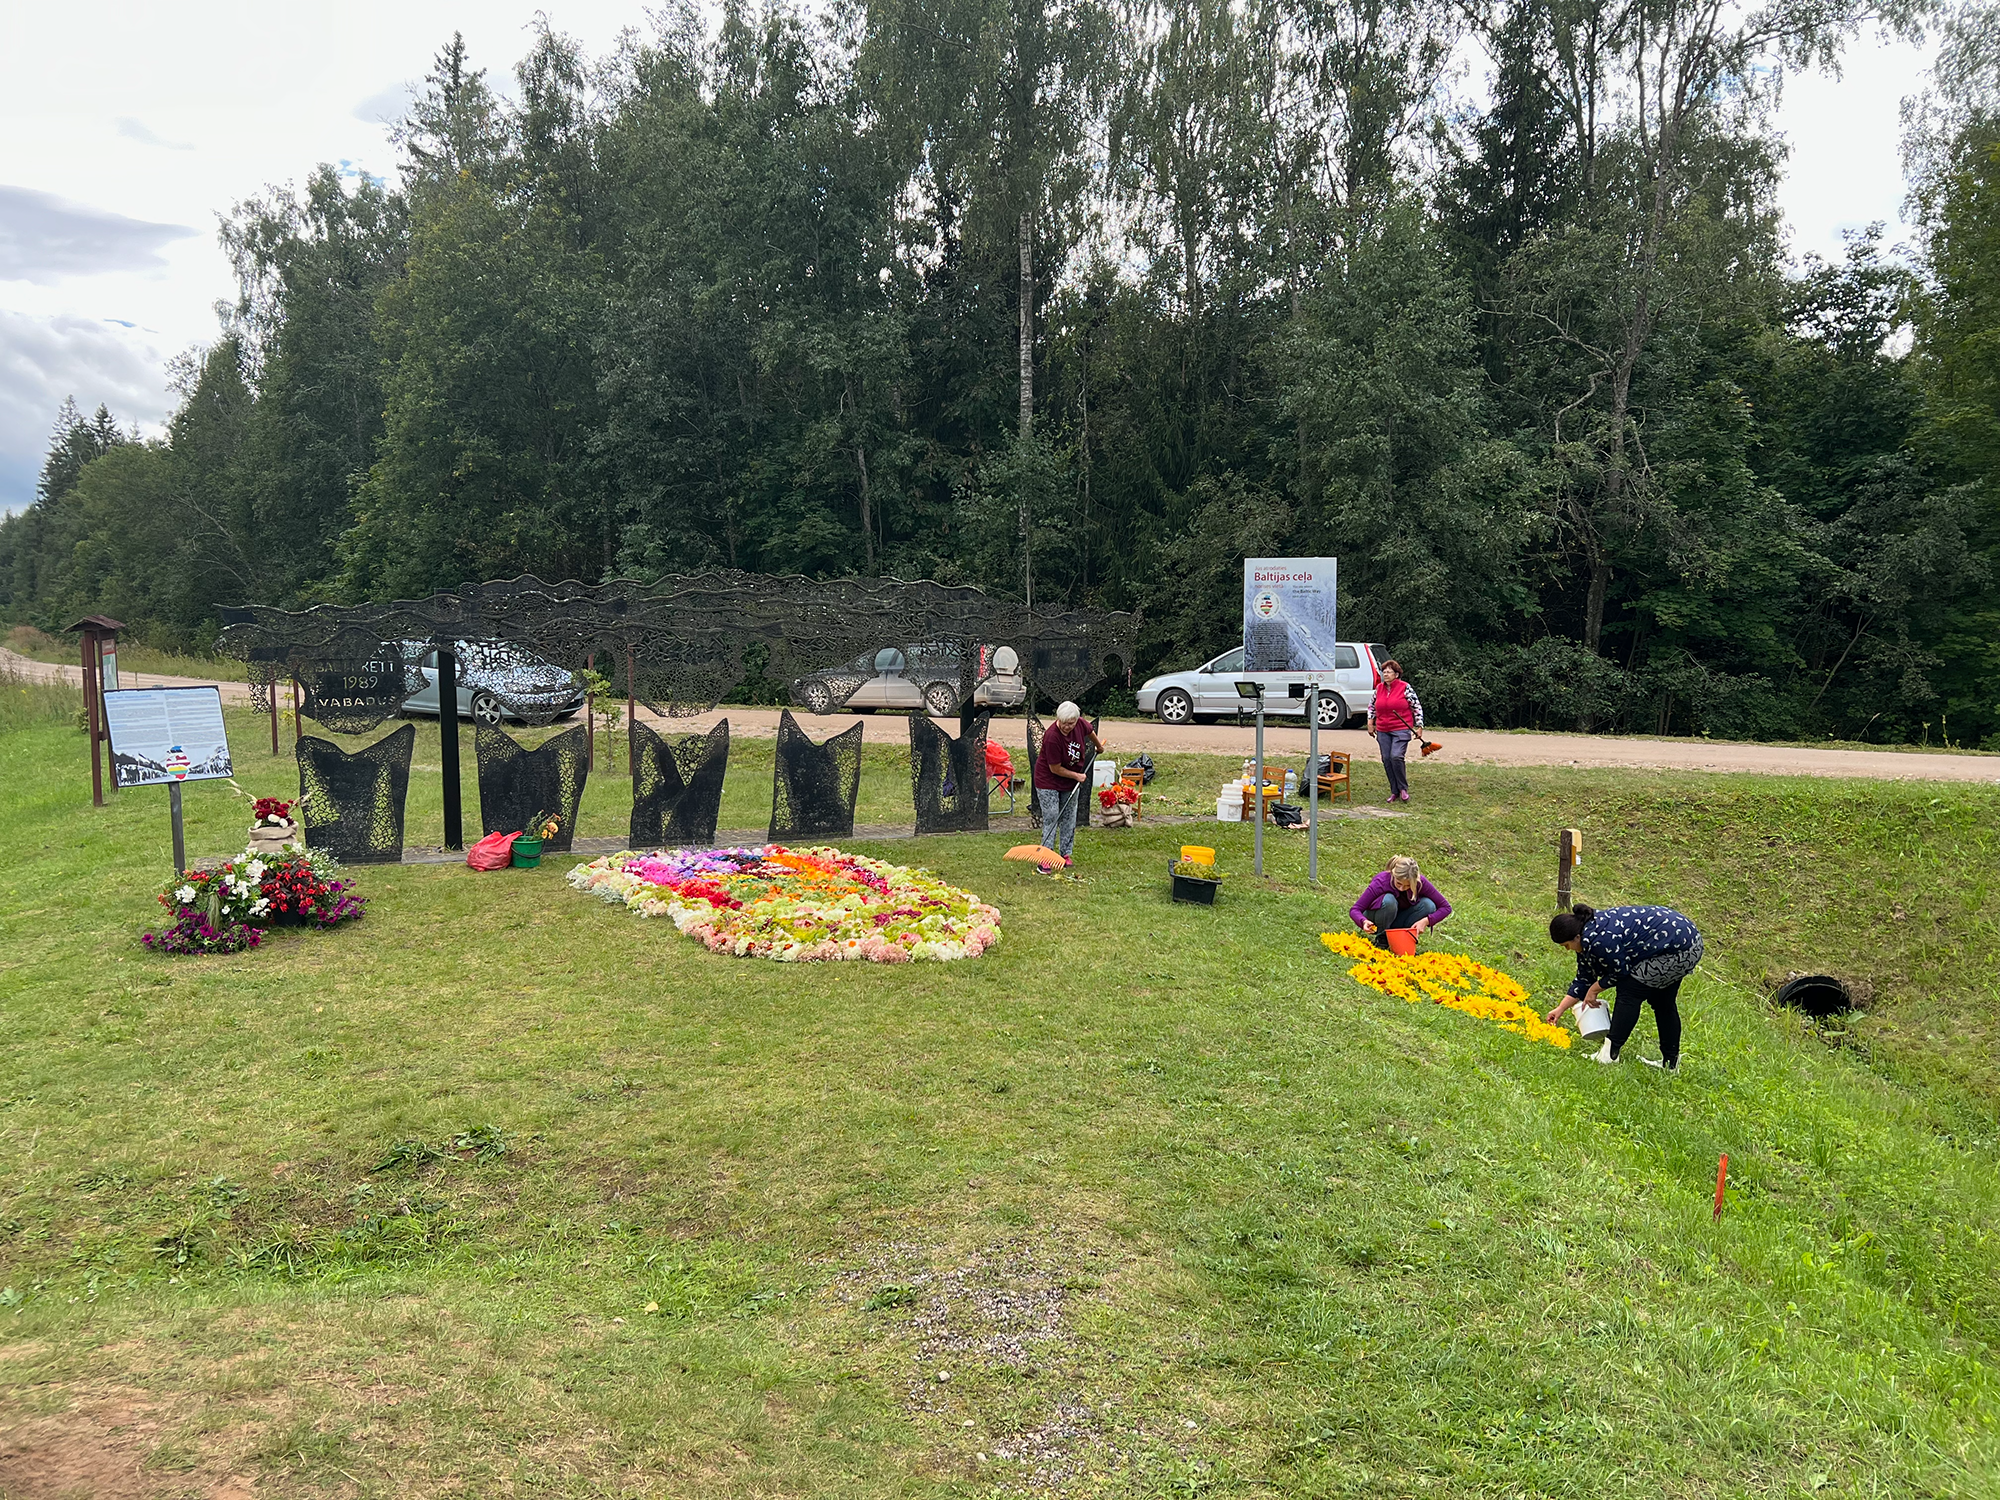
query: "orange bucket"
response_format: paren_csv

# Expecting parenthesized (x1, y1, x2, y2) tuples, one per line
(1384, 928, 1419, 957)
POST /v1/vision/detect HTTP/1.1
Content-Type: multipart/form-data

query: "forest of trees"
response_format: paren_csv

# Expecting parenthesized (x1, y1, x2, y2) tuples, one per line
(3, 0, 1997, 741)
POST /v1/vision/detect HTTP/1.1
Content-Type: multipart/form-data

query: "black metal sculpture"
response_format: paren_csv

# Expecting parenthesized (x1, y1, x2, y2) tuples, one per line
(297, 649, 425, 734)
(910, 712, 990, 835)
(630, 720, 730, 848)
(771, 710, 862, 841)
(475, 724, 589, 851)
(296, 724, 416, 864)
(216, 571, 1139, 855)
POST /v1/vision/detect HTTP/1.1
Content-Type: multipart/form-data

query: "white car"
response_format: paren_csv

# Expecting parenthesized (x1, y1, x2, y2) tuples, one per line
(1136, 642, 1388, 727)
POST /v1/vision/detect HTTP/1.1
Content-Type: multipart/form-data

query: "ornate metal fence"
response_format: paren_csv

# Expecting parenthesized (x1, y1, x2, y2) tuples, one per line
(218, 573, 1138, 856)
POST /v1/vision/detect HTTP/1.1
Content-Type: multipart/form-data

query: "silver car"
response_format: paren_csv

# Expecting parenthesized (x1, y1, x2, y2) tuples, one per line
(791, 644, 1026, 716)
(400, 641, 587, 727)
(1136, 642, 1386, 727)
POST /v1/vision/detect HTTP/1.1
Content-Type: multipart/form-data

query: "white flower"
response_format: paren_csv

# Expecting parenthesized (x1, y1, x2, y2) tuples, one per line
(175, 885, 196, 905)
(244, 860, 267, 882)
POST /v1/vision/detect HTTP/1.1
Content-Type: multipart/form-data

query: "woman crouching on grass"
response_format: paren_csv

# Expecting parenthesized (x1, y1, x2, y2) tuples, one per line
(1544, 903, 1703, 1070)
(1349, 855, 1452, 949)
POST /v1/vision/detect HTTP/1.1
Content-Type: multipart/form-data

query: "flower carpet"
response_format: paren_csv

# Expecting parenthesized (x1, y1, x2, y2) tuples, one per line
(1320, 931, 1571, 1049)
(567, 845, 1002, 962)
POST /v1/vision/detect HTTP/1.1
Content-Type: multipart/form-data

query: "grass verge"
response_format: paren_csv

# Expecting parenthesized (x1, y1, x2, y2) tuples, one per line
(1, 712, 1995, 1496)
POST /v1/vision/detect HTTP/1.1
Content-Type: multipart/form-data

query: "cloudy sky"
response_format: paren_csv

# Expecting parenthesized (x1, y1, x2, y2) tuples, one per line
(0, 2, 1933, 516)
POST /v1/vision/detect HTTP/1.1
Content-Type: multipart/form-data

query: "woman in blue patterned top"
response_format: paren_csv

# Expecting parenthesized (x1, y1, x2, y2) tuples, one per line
(1543, 903, 1703, 1070)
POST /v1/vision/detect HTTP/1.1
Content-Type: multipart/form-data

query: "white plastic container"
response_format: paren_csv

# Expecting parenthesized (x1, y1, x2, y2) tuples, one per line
(1216, 795, 1242, 822)
(1574, 996, 1613, 1038)
(1093, 758, 1117, 788)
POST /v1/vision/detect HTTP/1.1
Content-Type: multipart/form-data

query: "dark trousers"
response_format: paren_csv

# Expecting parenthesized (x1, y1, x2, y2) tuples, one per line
(1367, 892, 1436, 947)
(1376, 730, 1411, 798)
(1607, 978, 1683, 1066)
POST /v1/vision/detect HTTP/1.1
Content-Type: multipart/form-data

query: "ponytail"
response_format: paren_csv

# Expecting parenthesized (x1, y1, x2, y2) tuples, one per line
(1548, 903, 1596, 944)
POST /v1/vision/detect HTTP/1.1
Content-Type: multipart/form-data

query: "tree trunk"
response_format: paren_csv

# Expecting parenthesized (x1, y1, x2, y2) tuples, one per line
(854, 442, 876, 573)
(1018, 211, 1035, 441)
(1018, 208, 1035, 610)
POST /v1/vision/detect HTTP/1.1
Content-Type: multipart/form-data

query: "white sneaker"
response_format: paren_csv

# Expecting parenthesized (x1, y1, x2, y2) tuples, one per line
(1590, 1041, 1615, 1064)
(1641, 1057, 1677, 1072)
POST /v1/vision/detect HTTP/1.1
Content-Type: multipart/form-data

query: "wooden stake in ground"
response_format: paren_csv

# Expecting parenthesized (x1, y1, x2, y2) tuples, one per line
(1714, 1154, 1729, 1221)
(1557, 827, 1583, 908)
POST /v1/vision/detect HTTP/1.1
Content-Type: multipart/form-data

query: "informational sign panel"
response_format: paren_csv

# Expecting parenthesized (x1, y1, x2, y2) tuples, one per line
(1243, 558, 1339, 670)
(103, 686, 234, 788)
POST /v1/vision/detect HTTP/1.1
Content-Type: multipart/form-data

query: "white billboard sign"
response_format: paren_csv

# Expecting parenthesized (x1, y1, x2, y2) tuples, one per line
(1243, 558, 1339, 671)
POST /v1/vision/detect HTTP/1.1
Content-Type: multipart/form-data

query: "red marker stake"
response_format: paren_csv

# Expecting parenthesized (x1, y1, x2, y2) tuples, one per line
(1713, 1154, 1729, 1221)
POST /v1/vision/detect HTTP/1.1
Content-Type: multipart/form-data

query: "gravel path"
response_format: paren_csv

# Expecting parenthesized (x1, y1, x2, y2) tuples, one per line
(13, 647, 1994, 783)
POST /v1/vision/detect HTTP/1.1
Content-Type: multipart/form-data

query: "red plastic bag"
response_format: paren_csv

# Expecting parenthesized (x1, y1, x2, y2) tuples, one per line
(466, 831, 520, 871)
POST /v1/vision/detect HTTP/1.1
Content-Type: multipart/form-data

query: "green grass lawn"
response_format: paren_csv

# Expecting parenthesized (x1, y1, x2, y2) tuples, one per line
(2, 699, 1997, 1497)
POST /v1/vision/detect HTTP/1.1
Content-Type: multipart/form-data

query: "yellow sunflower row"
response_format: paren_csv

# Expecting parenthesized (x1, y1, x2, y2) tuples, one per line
(1319, 931, 1572, 1050)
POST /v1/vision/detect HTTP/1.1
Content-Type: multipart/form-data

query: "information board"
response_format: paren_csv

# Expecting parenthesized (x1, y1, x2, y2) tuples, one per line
(1242, 558, 1339, 671)
(102, 686, 234, 788)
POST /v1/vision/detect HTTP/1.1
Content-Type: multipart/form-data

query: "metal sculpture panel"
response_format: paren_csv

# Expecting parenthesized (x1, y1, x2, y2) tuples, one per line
(475, 723, 589, 851)
(771, 710, 862, 841)
(631, 719, 730, 848)
(910, 712, 989, 835)
(219, 573, 1138, 723)
(298, 645, 424, 733)
(297, 724, 416, 864)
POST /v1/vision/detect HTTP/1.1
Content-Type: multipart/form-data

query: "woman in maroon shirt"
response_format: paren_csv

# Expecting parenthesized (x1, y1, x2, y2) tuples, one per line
(1032, 701, 1101, 870)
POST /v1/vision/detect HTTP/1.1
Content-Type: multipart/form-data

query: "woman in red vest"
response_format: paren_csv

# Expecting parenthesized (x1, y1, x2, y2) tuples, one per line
(1366, 659, 1423, 803)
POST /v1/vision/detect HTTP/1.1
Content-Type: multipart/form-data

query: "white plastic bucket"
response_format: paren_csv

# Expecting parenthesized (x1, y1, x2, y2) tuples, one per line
(1215, 795, 1242, 822)
(1093, 758, 1117, 788)
(1574, 997, 1612, 1038)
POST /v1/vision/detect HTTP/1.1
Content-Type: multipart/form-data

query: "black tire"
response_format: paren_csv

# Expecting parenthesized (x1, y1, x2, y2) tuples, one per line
(924, 682, 959, 717)
(469, 691, 504, 727)
(1156, 688, 1194, 725)
(800, 681, 833, 714)
(1314, 693, 1349, 730)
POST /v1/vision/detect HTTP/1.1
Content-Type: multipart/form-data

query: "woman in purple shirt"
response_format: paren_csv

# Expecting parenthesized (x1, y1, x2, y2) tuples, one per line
(1349, 855, 1453, 949)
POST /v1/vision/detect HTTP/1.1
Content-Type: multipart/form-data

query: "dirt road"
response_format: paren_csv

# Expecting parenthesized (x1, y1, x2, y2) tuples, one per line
(10, 647, 1994, 782)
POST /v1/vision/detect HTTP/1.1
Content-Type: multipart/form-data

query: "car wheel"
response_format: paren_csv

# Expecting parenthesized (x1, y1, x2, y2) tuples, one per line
(469, 691, 504, 727)
(1156, 688, 1194, 725)
(1314, 693, 1349, 729)
(924, 682, 959, 717)
(801, 681, 832, 714)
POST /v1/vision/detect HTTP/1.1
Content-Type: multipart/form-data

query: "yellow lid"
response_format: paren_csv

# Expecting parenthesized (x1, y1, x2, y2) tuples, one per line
(1180, 845, 1216, 864)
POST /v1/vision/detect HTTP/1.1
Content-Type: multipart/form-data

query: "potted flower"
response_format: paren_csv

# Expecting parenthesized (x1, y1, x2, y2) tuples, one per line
(246, 796, 300, 854)
(512, 811, 561, 868)
(1169, 856, 1224, 906)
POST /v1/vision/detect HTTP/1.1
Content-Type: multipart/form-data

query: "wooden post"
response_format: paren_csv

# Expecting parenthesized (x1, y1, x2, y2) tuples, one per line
(1557, 828, 1584, 908)
(169, 781, 186, 875)
(83, 630, 104, 807)
(292, 677, 302, 748)
(268, 670, 279, 755)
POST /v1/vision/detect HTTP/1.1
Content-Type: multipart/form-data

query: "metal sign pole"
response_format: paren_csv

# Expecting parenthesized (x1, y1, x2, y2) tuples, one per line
(1253, 693, 1265, 878)
(438, 644, 463, 850)
(1307, 685, 1319, 884)
(169, 781, 186, 875)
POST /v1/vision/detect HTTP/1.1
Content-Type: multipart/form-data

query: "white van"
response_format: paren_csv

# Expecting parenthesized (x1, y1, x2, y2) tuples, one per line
(1135, 642, 1388, 727)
